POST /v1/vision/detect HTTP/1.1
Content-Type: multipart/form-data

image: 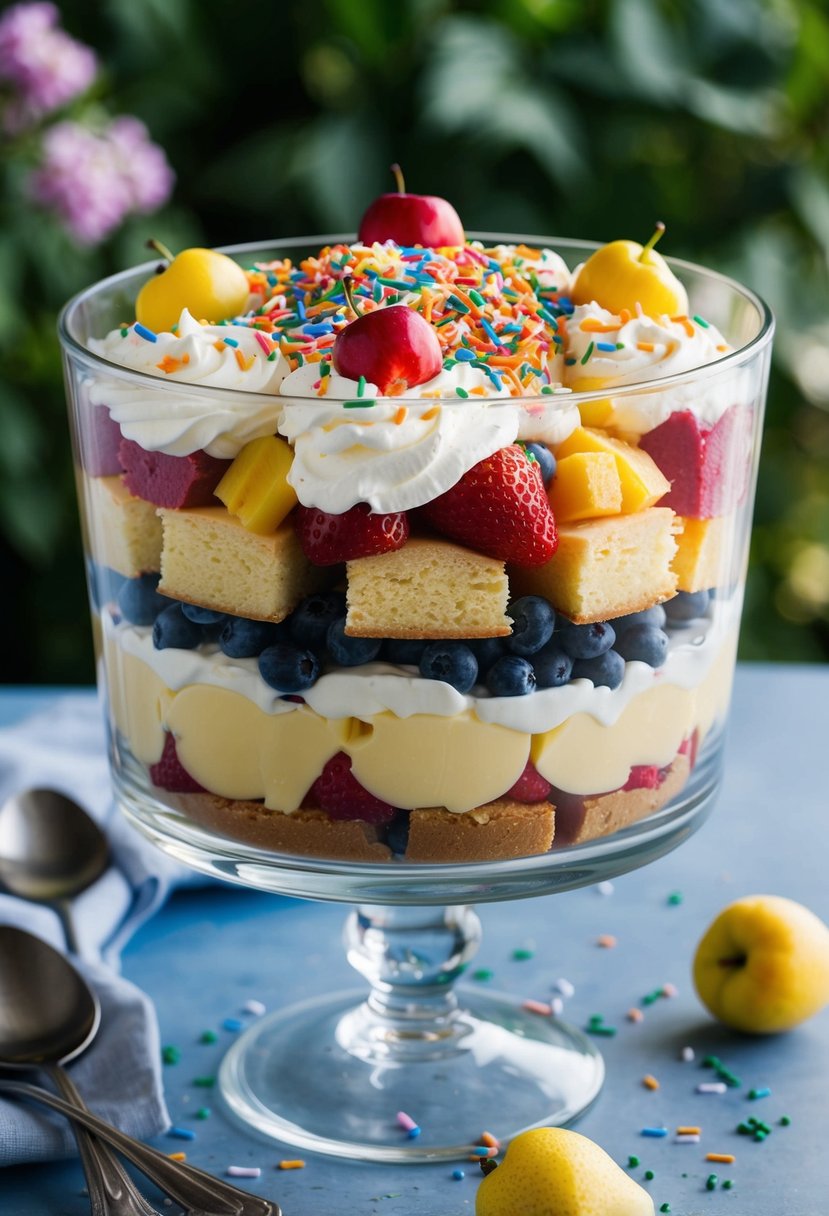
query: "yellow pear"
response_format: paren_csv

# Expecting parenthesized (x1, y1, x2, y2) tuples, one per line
(136, 245, 250, 334)
(693, 895, 829, 1034)
(476, 1127, 654, 1216)
(571, 224, 688, 318)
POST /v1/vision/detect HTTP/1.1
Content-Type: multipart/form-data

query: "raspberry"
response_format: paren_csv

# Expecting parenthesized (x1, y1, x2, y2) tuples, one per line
(623, 765, 662, 791)
(506, 761, 552, 803)
(149, 733, 205, 793)
(308, 752, 396, 824)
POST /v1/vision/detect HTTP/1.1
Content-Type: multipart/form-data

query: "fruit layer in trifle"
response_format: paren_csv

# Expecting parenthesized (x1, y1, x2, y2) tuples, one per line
(74, 187, 757, 863)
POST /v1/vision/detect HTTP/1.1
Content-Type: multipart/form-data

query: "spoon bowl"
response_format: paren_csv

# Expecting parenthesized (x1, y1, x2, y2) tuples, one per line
(0, 788, 110, 954)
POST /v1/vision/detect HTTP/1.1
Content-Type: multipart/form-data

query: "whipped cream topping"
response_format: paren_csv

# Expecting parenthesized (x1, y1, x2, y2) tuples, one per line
(105, 591, 739, 736)
(88, 309, 287, 458)
(277, 371, 579, 512)
(559, 303, 746, 434)
(486, 243, 572, 293)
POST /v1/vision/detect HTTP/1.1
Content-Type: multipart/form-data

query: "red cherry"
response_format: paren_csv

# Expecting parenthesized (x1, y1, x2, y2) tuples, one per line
(358, 163, 464, 248)
(333, 304, 442, 395)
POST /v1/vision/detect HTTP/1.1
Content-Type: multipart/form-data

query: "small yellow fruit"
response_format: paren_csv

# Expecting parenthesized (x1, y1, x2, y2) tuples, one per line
(476, 1127, 653, 1216)
(136, 247, 250, 334)
(693, 895, 829, 1034)
(215, 435, 297, 534)
(555, 427, 669, 512)
(571, 225, 688, 319)
(548, 452, 622, 523)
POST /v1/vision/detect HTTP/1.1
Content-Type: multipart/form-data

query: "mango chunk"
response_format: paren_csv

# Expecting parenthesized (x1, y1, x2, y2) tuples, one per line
(548, 452, 622, 523)
(555, 425, 669, 512)
(215, 435, 297, 534)
(672, 514, 728, 592)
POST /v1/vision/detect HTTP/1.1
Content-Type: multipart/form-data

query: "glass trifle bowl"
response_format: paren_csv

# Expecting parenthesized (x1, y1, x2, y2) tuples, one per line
(59, 233, 772, 1160)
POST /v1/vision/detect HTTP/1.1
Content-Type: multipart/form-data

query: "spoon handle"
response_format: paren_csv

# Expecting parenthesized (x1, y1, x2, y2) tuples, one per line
(49, 1065, 163, 1216)
(0, 1078, 279, 1216)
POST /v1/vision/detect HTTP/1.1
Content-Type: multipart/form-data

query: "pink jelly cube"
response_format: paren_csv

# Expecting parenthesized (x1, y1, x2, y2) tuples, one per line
(119, 438, 230, 508)
(78, 404, 124, 476)
(639, 405, 751, 518)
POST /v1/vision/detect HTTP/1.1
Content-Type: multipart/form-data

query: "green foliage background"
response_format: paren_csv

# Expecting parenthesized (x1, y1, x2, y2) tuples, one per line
(2, 0, 828, 683)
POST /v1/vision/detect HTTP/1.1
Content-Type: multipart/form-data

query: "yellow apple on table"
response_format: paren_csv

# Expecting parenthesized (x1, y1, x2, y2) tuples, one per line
(136, 240, 250, 334)
(571, 223, 689, 319)
(693, 895, 829, 1034)
(476, 1127, 653, 1216)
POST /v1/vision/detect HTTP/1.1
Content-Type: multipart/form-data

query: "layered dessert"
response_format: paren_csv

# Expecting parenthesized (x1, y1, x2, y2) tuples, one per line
(70, 182, 762, 863)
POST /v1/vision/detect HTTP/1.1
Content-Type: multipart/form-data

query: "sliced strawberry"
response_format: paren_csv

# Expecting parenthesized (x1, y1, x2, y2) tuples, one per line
(505, 760, 552, 803)
(679, 730, 699, 770)
(308, 752, 397, 824)
(419, 444, 557, 567)
(294, 503, 409, 566)
(149, 733, 205, 793)
(623, 764, 662, 791)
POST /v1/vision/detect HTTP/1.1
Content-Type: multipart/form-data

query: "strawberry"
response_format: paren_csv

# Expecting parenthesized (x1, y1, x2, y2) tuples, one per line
(308, 752, 396, 824)
(418, 445, 557, 567)
(505, 760, 552, 803)
(149, 733, 205, 793)
(294, 503, 409, 566)
(622, 764, 663, 791)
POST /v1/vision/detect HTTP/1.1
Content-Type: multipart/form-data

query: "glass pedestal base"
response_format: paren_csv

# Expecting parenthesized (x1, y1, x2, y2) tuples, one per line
(219, 987, 604, 1162)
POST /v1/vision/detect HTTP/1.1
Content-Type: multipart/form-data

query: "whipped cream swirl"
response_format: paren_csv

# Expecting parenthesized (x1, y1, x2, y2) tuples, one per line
(88, 309, 287, 458)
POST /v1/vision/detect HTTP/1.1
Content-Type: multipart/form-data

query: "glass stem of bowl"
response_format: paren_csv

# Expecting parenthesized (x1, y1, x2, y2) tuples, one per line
(339, 904, 482, 1063)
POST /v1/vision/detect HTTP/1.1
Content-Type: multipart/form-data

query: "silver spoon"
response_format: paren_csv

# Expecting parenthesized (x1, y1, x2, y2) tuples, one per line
(0, 925, 161, 1216)
(0, 788, 110, 954)
(0, 927, 279, 1216)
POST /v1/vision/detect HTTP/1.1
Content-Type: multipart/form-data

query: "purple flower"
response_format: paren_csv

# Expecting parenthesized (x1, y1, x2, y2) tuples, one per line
(29, 118, 175, 245)
(0, 2, 97, 130)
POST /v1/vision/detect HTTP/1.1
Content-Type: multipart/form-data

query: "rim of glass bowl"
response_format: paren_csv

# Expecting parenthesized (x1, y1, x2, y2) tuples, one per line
(57, 232, 775, 404)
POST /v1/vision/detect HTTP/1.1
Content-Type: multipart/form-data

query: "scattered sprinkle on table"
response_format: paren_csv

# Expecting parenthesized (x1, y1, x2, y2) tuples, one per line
(706, 1153, 735, 1164)
(222, 1017, 244, 1032)
(452, 1169, 465, 1180)
(723, 1179, 734, 1189)
(674, 1134, 700, 1144)
(676, 1126, 701, 1135)
(667, 891, 683, 906)
(396, 1110, 418, 1132)
(749, 1086, 771, 1099)
(645, 1169, 655, 1180)
(472, 968, 493, 982)
(192, 1076, 215, 1087)
(167, 1152, 186, 1162)
(596, 881, 614, 895)
(642, 1075, 660, 1091)
(161, 1045, 181, 1065)
(597, 934, 617, 948)
(199, 1030, 218, 1044)
(522, 999, 553, 1016)
(512, 947, 535, 961)
(278, 1160, 305, 1170)
(480, 1131, 500, 1149)
(681, 1046, 695, 1062)
(627, 1007, 644, 1023)
(167, 1127, 196, 1141)
(641, 1127, 668, 1138)
(196, 1107, 210, 1120)
(627, 1155, 640, 1168)
(553, 978, 575, 998)
(706, 1173, 718, 1191)
(227, 1166, 261, 1178)
(660, 1204, 671, 1213)
(243, 999, 266, 1016)
(661, 982, 678, 998)
(780, 1115, 792, 1126)
(550, 996, 564, 1016)
(470, 1145, 497, 1158)
(697, 1082, 727, 1094)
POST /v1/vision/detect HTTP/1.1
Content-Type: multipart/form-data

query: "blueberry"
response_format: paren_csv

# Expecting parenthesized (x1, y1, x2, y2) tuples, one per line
(383, 639, 428, 666)
(289, 591, 347, 650)
(219, 616, 282, 658)
(558, 620, 616, 660)
(419, 642, 478, 693)
(153, 603, 203, 650)
(117, 573, 171, 626)
(259, 643, 320, 692)
(89, 563, 127, 611)
(487, 655, 537, 697)
(610, 604, 667, 634)
(522, 442, 556, 486)
(532, 644, 574, 689)
(614, 624, 669, 667)
(386, 811, 411, 857)
(572, 649, 625, 689)
(664, 590, 711, 623)
(465, 636, 507, 674)
(327, 619, 382, 667)
(181, 604, 227, 626)
(507, 595, 556, 656)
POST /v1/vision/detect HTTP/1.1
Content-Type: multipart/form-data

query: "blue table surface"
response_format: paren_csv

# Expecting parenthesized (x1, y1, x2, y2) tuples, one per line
(1, 664, 828, 1216)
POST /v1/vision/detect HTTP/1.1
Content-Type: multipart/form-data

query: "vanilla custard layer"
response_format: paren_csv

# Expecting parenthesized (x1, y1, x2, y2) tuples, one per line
(103, 627, 736, 813)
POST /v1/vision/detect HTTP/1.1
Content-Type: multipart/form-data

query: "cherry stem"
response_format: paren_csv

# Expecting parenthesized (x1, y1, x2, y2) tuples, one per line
(341, 275, 362, 319)
(146, 238, 175, 264)
(639, 222, 666, 261)
(717, 954, 748, 968)
(479, 1159, 498, 1176)
(390, 162, 406, 194)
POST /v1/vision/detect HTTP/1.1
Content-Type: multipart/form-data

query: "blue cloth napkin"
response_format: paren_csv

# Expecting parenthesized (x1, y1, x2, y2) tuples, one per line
(0, 693, 192, 1165)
